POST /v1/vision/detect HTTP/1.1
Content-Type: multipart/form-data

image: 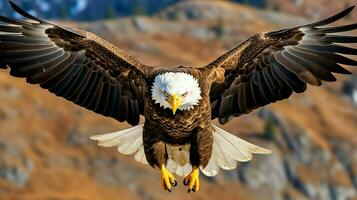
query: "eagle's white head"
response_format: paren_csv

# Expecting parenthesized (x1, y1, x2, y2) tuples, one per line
(151, 72, 202, 114)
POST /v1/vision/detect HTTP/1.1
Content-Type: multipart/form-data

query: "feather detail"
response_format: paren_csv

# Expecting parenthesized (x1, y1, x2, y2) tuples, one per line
(166, 144, 192, 177)
(90, 124, 271, 177)
(134, 146, 148, 165)
(166, 159, 192, 177)
(90, 123, 148, 164)
(0, 1, 149, 126)
(151, 72, 202, 111)
(207, 6, 356, 124)
(200, 125, 271, 177)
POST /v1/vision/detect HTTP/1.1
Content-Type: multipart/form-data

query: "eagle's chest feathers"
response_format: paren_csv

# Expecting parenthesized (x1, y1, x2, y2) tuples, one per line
(149, 103, 203, 133)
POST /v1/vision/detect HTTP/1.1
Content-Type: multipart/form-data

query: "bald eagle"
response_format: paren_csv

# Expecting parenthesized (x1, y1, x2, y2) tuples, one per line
(1, 1, 356, 193)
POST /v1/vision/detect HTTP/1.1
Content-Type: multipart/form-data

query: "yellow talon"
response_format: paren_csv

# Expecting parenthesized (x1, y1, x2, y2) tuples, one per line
(183, 166, 200, 193)
(160, 164, 177, 192)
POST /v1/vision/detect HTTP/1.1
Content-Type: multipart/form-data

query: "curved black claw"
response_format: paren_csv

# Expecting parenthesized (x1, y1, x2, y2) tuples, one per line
(167, 188, 172, 193)
(183, 179, 189, 186)
(187, 187, 196, 193)
(172, 180, 177, 187)
(187, 188, 196, 193)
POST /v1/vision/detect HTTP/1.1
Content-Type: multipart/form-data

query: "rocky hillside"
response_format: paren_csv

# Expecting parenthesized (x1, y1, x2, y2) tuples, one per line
(0, 0, 178, 20)
(3, 0, 356, 21)
(0, 1, 356, 200)
(264, 0, 357, 20)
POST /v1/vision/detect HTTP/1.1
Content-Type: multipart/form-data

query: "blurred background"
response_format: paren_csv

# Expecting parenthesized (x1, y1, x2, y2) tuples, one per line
(0, 0, 356, 199)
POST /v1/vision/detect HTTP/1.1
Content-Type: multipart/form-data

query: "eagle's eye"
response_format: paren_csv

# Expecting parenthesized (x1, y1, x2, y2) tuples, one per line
(182, 92, 188, 97)
(163, 91, 169, 97)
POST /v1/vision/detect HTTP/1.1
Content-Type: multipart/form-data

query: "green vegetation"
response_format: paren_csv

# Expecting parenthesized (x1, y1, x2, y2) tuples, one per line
(60, 4, 68, 20)
(264, 117, 278, 140)
(133, 1, 147, 16)
(234, 0, 267, 8)
(106, 5, 117, 19)
(212, 17, 226, 38)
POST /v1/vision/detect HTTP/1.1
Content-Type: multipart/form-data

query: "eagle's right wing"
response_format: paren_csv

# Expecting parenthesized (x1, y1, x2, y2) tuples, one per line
(0, 2, 152, 125)
(205, 6, 356, 124)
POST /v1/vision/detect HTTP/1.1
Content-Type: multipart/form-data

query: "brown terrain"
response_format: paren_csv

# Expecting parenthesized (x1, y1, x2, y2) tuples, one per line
(265, 0, 357, 19)
(0, 1, 356, 200)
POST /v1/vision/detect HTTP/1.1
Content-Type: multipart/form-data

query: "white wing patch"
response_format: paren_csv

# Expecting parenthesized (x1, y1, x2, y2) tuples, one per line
(90, 124, 148, 165)
(90, 124, 271, 177)
(200, 125, 272, 176)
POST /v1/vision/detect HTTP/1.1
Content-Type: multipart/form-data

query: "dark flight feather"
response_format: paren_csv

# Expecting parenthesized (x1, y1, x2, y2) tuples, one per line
(206, 6, 357, 124)
(0, 1, 151, 125)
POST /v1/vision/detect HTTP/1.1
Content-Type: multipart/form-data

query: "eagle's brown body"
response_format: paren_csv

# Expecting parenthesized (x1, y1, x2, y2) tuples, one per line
(1, 1, 356, 193)
(143, 67, 215, 168)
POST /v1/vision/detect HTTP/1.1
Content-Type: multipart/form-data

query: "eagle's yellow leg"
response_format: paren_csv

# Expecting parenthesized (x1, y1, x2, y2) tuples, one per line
(160, 164, 177, 192)
(183, 166, 200, 193)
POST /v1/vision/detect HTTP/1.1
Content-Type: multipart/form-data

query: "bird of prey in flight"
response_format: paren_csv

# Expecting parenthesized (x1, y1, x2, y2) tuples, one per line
(0, 1, 356, 193)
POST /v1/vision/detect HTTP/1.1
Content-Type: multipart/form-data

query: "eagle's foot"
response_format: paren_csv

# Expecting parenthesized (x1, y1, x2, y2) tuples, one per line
(160, 164, 177, 192)
(183, 166, 200, 193)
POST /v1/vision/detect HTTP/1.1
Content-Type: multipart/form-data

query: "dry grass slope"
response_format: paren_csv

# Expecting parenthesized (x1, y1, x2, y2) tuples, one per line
(0, 1, 356, 200)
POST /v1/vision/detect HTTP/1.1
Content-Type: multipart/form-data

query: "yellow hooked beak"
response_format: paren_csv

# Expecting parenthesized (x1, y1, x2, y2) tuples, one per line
(170, 93, 180, 115)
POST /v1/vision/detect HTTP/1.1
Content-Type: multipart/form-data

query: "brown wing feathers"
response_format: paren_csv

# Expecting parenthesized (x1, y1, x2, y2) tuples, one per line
(0, 2, 148, 125)
(208, 6, 357, 124)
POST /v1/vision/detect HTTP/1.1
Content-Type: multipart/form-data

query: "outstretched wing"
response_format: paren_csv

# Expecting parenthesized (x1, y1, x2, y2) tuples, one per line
(207, 6, 357, 124)
(0, 2, 152, 125)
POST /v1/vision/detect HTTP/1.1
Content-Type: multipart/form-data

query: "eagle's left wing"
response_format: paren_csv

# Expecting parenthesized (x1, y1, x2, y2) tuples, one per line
(205, 6, 357, 124)
(0, 2, 152, 125)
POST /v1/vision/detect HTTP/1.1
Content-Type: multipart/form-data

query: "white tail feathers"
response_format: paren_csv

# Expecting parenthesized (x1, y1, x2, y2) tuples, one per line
(90, 124, 148, 165)
(200, 125, 272, 176)
(90, 124, 271, 177)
